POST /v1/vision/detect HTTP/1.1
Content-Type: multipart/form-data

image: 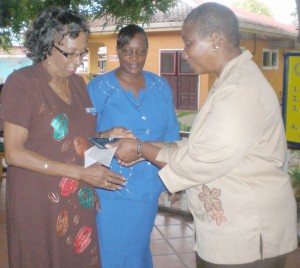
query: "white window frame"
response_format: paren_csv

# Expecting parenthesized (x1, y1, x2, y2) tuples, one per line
(262, 49, 279, 70)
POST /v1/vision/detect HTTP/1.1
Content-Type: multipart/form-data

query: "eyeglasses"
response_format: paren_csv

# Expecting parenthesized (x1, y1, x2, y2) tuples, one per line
(53, 45, 89, 59)
(119, 49, 148, 57)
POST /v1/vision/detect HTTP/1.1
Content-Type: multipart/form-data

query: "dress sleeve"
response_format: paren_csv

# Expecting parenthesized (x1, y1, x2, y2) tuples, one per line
(157, 85, 266, 192)
(0, 70, 34, 130)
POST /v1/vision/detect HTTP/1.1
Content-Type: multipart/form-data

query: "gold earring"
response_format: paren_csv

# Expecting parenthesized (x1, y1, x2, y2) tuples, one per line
(213, 45, 220, 52)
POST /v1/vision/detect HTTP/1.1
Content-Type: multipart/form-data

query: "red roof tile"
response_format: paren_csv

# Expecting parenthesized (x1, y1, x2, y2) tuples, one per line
(89, 0, 297, 38)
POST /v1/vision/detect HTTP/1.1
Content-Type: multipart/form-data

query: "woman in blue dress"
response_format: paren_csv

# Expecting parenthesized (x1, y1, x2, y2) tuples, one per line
(87, 24, 180, 268)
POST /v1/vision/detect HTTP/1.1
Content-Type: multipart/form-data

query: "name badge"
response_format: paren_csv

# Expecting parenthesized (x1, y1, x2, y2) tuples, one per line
(86, 107, 97, 116)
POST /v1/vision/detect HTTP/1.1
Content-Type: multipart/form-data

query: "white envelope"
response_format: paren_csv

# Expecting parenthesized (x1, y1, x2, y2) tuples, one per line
(84, 146, 118, 168)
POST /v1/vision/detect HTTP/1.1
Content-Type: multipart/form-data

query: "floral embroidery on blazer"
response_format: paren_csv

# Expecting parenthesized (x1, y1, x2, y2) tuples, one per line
(198, 185, 227, 225)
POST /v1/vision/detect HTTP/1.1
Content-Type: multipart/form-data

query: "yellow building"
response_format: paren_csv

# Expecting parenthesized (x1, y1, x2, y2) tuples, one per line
(86, 0, 300, 111)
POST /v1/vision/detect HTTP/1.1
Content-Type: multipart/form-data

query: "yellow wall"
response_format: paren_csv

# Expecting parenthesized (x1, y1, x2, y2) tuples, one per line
(87, 30, 299, 110)
(88, 31, 184, 74)
(88, 32, 119, 73)
(144, 32, 184, 73)
(241, 39, 283, 97)
(240, 39, 297, 102)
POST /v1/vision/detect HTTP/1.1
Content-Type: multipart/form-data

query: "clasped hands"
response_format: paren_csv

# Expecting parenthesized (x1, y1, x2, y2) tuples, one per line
(109, 138, 143, 166)
(102, 126, 144, 165)
(104, 127, 182, 204)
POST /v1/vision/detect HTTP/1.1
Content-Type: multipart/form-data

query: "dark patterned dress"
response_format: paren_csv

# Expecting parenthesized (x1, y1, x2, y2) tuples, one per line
(0, 62, 101, 268)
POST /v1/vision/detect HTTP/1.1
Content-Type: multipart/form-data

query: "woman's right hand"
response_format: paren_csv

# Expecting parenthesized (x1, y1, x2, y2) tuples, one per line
(79, 163, 126, 190)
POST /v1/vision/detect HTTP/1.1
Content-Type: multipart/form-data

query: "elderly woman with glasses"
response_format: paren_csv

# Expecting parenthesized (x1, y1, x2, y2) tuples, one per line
(0, 6, 126, 268)
(87, 24, 180, 268)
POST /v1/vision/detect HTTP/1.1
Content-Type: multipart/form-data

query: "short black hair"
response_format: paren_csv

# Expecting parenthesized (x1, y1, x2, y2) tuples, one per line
(116, 24, 148, 49)
(184, 2, 240, 47)
(24, 6, 89, 62)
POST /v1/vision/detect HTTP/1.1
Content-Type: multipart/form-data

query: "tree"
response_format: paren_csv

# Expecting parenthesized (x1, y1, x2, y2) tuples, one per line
(232, 0, 273, 18)
(233, 0, 300, 42)
(290, 10, 298, 27)
(1, 0, 300, 48)
(0, 0, 176, 50)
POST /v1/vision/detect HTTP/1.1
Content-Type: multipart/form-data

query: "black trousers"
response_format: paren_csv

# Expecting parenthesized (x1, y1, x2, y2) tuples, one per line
(196, 253, 287, 268)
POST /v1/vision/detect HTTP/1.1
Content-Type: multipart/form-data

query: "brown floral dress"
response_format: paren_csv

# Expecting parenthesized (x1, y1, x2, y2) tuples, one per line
(0, 62, 101, 268)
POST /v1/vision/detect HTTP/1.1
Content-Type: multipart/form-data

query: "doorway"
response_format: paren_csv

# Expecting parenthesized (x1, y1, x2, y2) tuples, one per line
(160, 50, 198, 110)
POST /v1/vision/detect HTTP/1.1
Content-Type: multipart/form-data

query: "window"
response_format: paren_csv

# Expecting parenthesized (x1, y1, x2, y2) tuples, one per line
(262, 49, 279, 69)
(160, 52, 176, 75)
(98, 46, 107, 73)
(178, 51, 194, 75)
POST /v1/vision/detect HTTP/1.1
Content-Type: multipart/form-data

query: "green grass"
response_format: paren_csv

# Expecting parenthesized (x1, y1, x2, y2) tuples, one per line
(176, 111, 196, 118)
(176, 111, 196, 132)
(178, 122, 192, 132)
